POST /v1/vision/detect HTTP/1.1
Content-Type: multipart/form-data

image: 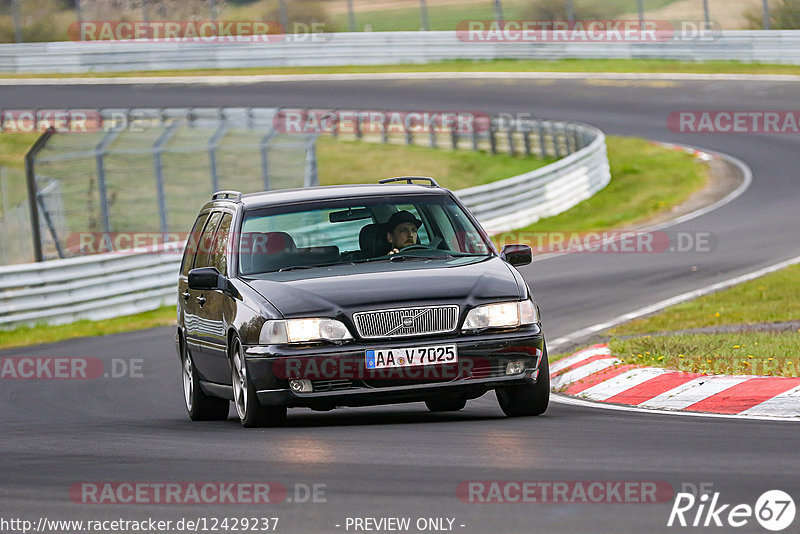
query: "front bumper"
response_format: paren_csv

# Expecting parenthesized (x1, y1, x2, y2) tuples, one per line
(243, 326, 544, 409)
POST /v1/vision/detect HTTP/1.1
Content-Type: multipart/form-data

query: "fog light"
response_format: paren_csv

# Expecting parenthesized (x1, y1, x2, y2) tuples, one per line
(505, 361, 525, 375)
(289, 379, 313, 393)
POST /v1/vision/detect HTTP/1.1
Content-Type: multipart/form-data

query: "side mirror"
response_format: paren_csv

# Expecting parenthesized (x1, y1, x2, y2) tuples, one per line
(188, 267, 224, 290)
(500, 244, 532, 267)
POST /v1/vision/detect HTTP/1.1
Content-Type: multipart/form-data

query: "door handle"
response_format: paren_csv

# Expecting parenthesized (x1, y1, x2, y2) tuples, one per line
(196, 296, 207, 306)
(182, 291, 190, 301)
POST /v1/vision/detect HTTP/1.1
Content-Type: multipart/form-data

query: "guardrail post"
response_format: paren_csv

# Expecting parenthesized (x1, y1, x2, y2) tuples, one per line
(382, 115, 390, 144)
(94, 127, 121, 251)
(451, 130, 459, 150)
(506, 127, 516, 156)
(25, 128, 56, 262)
(153, 121, 180, 234)
(489, 126, 497, 155)
(260, 130, 276, 190)
(36, 185, 64, 259)
(552, 123, 563, 159)
(208, 122, 229, 193)
(537, 122, 547, 157)
(429, 122, 437, 149)
(304, 137, 319, 187)
(523, 128, 532, 157)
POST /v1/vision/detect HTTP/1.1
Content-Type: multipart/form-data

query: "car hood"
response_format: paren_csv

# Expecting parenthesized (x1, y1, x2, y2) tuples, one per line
(243, 256, 523, 318)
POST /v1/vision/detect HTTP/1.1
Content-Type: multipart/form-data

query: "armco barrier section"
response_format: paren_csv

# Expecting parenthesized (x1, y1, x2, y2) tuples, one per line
(2, 31, 800, 73)
(0, 246, 180, 327)
(0, 118, 608, 328)
(457, 121, 609, 234)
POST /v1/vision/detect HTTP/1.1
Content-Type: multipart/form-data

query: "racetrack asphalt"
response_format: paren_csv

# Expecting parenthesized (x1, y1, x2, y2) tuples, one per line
(1, 76, 799, 533)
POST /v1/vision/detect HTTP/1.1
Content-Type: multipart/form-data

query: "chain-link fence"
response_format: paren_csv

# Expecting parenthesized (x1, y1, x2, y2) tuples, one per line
(23, 108, 317, 262)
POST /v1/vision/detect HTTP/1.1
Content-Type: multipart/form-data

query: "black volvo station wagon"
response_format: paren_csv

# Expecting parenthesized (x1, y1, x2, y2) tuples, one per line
(176, 178, 549, 427)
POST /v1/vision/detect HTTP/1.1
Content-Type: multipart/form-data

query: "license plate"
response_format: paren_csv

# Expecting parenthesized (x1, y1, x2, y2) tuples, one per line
(365, 344, 458, 370)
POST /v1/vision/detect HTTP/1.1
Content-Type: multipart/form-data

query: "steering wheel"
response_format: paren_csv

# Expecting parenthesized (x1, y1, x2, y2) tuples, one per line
(397, 244, 430, 252)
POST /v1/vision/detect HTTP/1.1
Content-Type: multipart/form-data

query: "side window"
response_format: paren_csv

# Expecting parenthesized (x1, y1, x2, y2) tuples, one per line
(212, 213, 233, 275)
(180, 212, 209, 276)
(194, 211, 223, 269)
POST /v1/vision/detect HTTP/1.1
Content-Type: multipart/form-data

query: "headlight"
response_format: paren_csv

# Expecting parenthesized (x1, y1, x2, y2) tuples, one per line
(462, 300, 538, 332)
(260, 318, 354, 344)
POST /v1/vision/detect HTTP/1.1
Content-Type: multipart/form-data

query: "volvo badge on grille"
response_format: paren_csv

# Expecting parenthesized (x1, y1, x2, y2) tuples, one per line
(402, 316, 414, 328)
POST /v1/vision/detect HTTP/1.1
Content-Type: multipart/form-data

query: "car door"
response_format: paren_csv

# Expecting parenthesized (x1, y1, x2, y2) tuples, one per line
(192, 211, 234, 385)
(179, 210, 209, 356)
(185, 210, 223, 381)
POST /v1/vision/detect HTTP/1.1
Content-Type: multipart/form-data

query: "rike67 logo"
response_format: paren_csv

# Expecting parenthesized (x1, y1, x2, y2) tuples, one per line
(668, 484, 795, 531)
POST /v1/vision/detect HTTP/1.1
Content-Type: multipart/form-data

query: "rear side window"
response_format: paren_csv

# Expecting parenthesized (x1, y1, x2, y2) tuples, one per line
(212, 213, 233, 275)
(194, 211, 223, 269)
(180, 212, 209, 276)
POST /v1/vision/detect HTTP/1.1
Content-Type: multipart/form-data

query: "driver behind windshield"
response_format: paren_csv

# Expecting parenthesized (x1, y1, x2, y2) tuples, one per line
(385, 210, 423, 254)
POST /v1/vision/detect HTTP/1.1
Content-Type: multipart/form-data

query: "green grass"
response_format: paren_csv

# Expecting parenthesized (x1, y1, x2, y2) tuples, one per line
(317, 136, 557, 190)
(554, 263, 800, 376)
(0, 135, 709, 348)
(0, 305, 176, 350)
(610, 332, 800, 377)
(492, 136, 706, 247)
(331, 0, 680, 32)
(612, 264, 800, 335)
(331, 1, 532, 32)
(8, 58, 800, 78)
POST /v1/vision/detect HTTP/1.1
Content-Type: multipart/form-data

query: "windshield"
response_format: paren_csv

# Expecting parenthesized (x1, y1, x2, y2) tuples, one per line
(238, 194, 493, 275)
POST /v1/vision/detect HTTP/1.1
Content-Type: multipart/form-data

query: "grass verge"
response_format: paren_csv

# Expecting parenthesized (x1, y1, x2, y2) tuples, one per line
(0, 305, 176, 350)
(0, 135, 709, 349)
(611, 264, 800, 335)
(8, 58, 800, 78)
(492, 136, 706, 247)
(610, 332, 800, 377)
(316, 136, 557, 190)
(554, 264, 800, 377)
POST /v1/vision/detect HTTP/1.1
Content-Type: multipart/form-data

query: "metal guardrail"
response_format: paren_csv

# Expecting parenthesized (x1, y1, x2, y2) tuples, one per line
(0, 246, 179, 327)
(457, 120, 608, 233)
(0, 117, 608, 328)
(2, 31, 800, 73)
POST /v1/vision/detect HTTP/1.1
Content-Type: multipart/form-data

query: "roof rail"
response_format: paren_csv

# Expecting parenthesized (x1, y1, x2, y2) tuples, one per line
(379, 176, 440, 187)
(211, 190, 242, 202)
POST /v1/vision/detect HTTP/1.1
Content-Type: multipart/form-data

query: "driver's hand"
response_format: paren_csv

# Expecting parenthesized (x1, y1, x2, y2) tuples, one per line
(388, 248, 400, 255)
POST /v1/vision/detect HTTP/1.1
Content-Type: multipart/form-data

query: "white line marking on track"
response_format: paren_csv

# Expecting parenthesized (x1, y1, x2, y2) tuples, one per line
(549, 346, 611, 375)
(3, 71, 800, 85)
(548, 254, 800, 352)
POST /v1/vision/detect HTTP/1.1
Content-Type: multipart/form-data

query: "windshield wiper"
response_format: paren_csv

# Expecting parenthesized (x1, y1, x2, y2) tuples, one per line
(389, 253, 455, 261)
(278, 261, 355, 272)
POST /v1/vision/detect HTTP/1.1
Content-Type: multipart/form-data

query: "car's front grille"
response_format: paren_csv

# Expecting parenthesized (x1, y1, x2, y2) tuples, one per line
(352, 305, 459, 339)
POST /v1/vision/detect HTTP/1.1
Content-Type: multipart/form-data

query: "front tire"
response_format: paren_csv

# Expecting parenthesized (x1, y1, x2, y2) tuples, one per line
(496, 345, 550, 417)
(231, 337, 287, 428)
(181, 337, 229, 421)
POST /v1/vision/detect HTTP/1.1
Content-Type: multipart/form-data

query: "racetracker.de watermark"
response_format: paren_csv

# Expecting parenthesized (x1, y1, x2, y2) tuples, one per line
(456, 20, 720, 42)
(272, 109, 491, 135)
(457, 481, 674, 503)
(67, 21, 330, 43)
(493, 231, 716, 254)
(669, 111, 800, 134)
(0, 357, 143, 379)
